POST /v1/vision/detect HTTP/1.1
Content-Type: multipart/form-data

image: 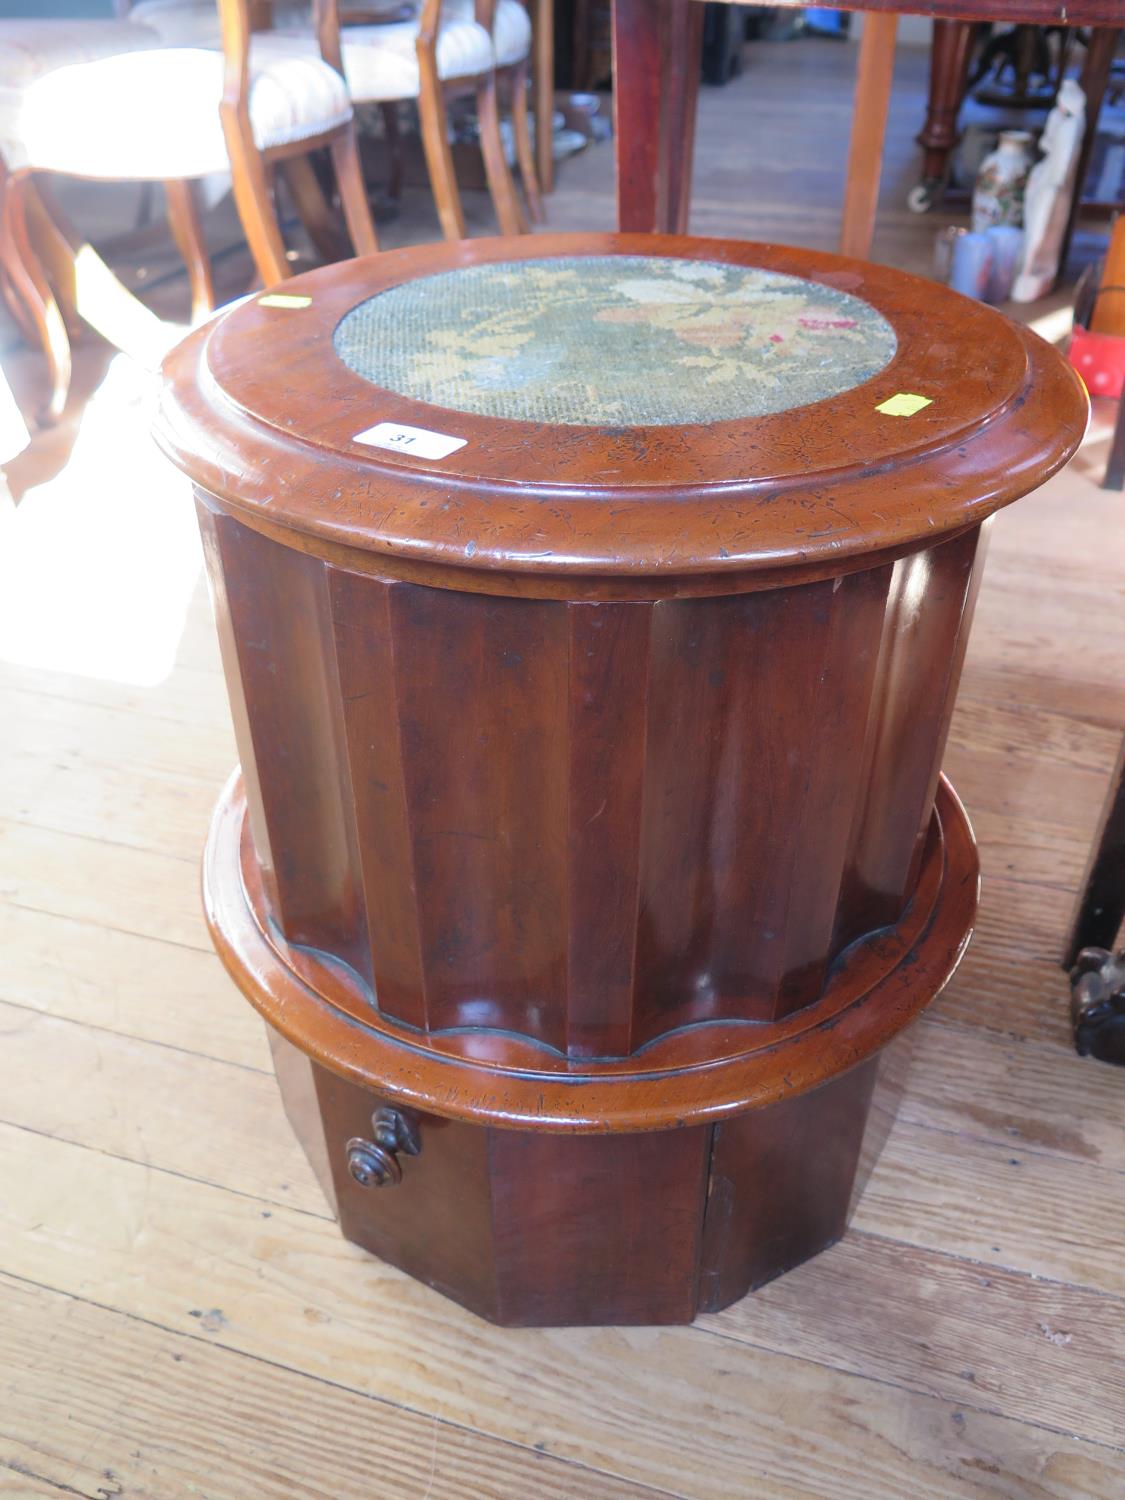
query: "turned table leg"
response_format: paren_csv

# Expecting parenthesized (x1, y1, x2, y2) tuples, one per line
(613, 0, 703, 233)
(911, 18, 974, 212)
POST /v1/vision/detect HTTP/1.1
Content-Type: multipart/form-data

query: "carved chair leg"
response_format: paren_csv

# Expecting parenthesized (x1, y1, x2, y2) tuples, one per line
(24, 183, 86, 337)
(4, 173, 71, 425)
(0, 160, 39, 345)
(509, 59, 544, 222)
(222, 107, 292, 286)
(417, 66, 467, 240)
(533, 0, 553, 195)
(163, 178, 215, 324)
(329, 125, 379, 258)
(0, 257, 37, 347)
(380, 102, 405, 207)
(281, 153, 350, 264)
(29, 183, 184, 373)
(477, 71, 527, 235)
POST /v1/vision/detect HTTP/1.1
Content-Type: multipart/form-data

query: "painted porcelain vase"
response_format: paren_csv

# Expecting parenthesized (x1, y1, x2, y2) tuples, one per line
(972, 131, 1035, 232)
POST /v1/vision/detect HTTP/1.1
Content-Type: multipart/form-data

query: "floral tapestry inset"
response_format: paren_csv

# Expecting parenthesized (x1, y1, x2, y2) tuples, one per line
(333, 256, 897, 427)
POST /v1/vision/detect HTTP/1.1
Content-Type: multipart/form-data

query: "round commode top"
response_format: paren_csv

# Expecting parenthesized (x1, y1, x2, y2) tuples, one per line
(156, 232, 1088, 586)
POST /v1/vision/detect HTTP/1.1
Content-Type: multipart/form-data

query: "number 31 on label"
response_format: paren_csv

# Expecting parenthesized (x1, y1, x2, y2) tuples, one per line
(353, 421, 468, 461)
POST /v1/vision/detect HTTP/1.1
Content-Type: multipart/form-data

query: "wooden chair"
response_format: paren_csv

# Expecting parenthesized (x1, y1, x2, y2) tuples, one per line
(125, 0, 534, 239)
(294, 0, 533, 235)
(0, 1, 376, 422)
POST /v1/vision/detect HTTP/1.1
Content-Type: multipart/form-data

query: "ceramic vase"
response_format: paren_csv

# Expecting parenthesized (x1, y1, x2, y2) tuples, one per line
(972, 130, 1034, 232)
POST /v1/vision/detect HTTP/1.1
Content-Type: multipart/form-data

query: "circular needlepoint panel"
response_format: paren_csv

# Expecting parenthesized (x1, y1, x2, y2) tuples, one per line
(332, 256, 898, 426)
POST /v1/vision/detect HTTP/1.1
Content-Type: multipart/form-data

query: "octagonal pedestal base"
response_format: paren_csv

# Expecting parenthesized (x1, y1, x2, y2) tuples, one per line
(270, 1028, 906, 1325)
(205, 773, 978, 1328)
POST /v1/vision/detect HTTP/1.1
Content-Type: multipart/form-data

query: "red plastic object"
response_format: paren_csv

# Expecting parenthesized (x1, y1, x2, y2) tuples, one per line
(1069, 324, 1125, 400)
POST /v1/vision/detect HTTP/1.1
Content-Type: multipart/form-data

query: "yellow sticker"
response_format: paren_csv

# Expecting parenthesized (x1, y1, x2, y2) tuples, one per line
(259, 293, 312, 309)
(875, 392, 933, 417)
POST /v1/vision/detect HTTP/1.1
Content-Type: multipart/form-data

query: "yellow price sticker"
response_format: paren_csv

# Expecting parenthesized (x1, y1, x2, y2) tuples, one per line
(259, 293, 312, 309)
(875, 392, 933, 417)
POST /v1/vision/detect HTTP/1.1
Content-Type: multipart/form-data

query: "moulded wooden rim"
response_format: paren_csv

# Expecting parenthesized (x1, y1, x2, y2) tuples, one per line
(203, 769, 980, 1132)
(156, 233, 1089, 589)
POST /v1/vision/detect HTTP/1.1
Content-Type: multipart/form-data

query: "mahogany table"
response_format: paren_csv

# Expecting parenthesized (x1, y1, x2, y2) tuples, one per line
(612, 0, 1121, 260)
(156, 232, 1086, 1326)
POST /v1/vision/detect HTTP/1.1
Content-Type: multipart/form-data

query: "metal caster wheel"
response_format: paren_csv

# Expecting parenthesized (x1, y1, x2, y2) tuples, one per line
(907, 180, 941, 214)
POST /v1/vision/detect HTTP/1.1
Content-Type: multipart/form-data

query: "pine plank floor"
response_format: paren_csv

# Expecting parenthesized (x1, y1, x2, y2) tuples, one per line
(2, 34, 1124, 1500)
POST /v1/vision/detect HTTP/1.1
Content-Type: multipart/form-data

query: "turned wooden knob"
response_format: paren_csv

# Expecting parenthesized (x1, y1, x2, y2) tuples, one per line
(345, 1105, 421, 1187)
(346, 1138, 403, 1187)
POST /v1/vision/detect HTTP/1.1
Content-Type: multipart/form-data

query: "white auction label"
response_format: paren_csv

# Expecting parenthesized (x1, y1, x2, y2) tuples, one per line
(353, 421, 467, 461)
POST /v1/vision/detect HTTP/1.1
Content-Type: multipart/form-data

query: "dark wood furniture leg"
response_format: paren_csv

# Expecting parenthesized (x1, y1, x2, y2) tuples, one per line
(222, 115, 292, 285)
(839, 11, 898, 260)
(1068, 947, 1125, 1064)
(1060, 27, 1119, 274)
(510, 58, 544, 221)
(477, 68, 528, 235)
(379, 102, 405, 208)
(613, 0, 703, 234)
(1065, 733, 1125, 967)
(1105, 400, 1125, 491)
(1063, 447, 1125, 1058)
(280, 155, 351, 265)
(911, 18, 975, 211)
(328, 129, 380, 258)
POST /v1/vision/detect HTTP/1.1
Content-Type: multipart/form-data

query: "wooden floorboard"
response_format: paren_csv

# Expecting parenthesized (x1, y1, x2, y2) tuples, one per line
(4, 1124, 1125, 1500)
(703, 1232, 1125, 1450)
(2, 31, 1124, 1500)
(1, 1276, 680, 1500)
(0, 904, 267, 1070)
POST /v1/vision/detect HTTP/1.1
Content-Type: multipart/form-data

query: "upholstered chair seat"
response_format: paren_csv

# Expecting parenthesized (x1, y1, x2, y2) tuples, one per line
(127, 0, 308, 46)
(444, 0, 532, 68)
(2, 41, 352, 181)
(256, 17, 495, 102)
(0, 19, 159, 172)
(128, 0, 529, 100)
(0, 19, 164, 85)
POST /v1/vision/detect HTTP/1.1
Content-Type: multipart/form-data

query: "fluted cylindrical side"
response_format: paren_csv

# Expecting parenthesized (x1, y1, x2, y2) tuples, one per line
(199, 496, 984, 1060)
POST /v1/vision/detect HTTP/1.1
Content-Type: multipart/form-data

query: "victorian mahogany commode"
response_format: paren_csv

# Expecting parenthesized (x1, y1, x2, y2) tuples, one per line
(156, 233, 1086, 1326)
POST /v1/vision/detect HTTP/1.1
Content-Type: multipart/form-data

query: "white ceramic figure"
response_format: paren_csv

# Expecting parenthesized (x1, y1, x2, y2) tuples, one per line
(1012, 79, 1087, 303)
